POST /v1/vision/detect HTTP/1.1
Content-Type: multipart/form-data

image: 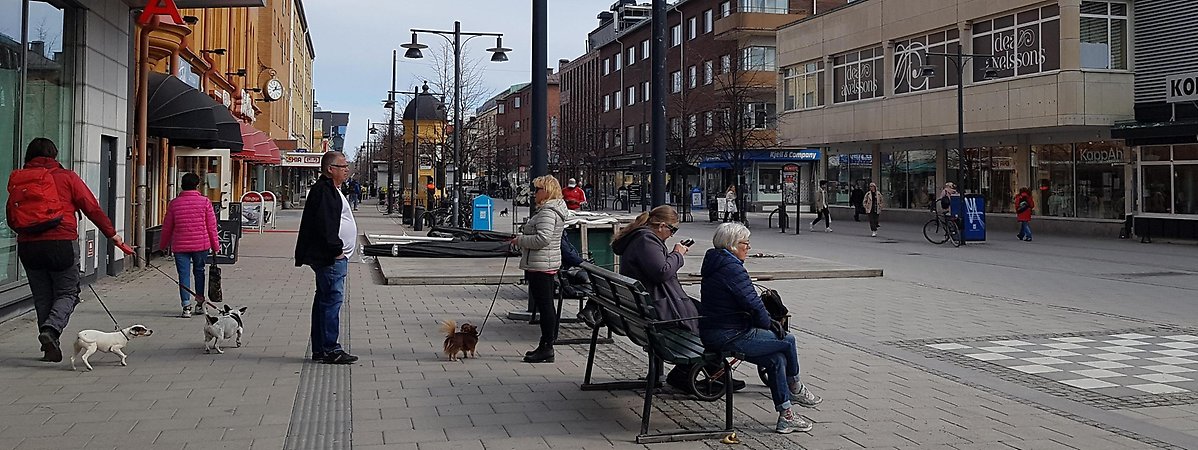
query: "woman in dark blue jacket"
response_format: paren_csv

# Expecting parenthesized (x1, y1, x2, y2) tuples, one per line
(699, 222, 822, 434)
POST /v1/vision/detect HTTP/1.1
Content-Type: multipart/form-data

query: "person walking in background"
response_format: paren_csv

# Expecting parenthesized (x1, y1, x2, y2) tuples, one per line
(863, 182, 884, 237)
(699, 222, 822, 434)
(1015, 187, 1035, 241)
(724, 185, 738, 222)
(562, 178, 587, 211)
(512, 175, 571, 363)
(6, 138, 129, 363)
(850, 183, 865, 222)
(349, 178, 362, 211)
(295, 151, 359, 365)
(810, 180, 831, 232)
(160, 173, 220, 318)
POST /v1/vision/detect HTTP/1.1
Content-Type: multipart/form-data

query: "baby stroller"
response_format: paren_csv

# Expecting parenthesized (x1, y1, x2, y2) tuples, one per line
(687, 284, 789, 401)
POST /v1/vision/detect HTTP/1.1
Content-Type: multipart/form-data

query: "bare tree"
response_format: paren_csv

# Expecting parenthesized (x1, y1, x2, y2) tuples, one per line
(708, 61, 785, 219)
(425, 42, 495, 191)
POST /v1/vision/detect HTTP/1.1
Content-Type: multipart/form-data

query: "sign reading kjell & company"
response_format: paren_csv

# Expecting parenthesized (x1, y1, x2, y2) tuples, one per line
(1166, 72, 1198, 103)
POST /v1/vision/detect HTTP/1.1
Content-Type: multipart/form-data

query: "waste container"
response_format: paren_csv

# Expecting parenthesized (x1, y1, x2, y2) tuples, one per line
(950, 194, 986, 242)
(565, 223, 617, 270)
(413, 206, 425, 231)
(472, 195, 494, 231)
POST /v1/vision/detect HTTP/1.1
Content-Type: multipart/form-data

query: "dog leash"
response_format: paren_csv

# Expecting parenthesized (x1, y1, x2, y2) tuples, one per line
(126, 250, 211, 310)
(476, 252, 509, 337)
(87, 284, 130, 340)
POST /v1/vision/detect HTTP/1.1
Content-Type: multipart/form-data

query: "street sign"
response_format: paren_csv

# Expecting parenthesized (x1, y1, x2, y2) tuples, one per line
(1166, 71, 1198, 103)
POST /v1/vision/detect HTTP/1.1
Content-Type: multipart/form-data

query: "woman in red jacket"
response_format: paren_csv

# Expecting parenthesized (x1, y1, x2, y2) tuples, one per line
(160, 173, 220, 317)
(1015, 187, 1035, 241)
(10, 138, 127, 363)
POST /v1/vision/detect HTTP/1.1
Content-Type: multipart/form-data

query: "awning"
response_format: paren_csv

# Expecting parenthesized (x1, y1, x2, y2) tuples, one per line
(1111, 120, 1198, 146)
(233, 124, 281, 165)
(146, 72, 243, 151)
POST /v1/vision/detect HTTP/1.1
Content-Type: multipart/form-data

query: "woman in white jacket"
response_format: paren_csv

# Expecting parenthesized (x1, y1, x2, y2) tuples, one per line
(512, 175, 571, 363)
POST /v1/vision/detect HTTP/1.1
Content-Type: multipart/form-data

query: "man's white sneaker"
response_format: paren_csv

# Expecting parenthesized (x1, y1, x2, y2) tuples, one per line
(776, 408, 813, 434)
(871, 231, 877, 237)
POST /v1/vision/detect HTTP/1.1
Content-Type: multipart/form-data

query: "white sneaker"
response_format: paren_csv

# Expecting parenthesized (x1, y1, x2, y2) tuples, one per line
(791, 382, 823, 408)
(825, 227, 832, 233)
(181, 307, 192, 318)
(871, 231, 877, 237)
(775, 408, 812, 434)
(809, 226, 815, 232)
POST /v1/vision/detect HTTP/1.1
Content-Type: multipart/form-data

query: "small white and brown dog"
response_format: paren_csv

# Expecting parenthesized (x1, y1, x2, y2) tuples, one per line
(70, 325, 154, 371)
(204, 304, 247, 354)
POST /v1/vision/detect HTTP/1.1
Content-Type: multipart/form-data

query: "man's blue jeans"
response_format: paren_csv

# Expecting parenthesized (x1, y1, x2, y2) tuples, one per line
(311, 258, 348, 357)
(702, 328, 800, 411)
(174, 251, 208, 307)
(1019, 221, 1032, 240)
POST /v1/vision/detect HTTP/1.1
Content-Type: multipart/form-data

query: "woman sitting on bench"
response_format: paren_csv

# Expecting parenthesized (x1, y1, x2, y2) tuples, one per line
(698, 222, 823, 434)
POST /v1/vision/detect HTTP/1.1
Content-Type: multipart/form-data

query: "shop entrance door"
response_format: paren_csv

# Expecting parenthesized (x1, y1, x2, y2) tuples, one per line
(174, 149, 232, 219)
(100, 136, 119, 276)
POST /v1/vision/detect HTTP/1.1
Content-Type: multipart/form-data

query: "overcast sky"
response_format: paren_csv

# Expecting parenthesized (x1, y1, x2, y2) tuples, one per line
(304, 0, 608, 159)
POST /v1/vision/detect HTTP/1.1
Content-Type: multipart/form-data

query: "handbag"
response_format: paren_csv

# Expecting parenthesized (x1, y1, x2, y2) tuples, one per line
(207, 262, 224, 303)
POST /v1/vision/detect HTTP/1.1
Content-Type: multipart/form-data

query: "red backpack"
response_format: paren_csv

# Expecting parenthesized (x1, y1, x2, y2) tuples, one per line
(6, 167, 65, 234)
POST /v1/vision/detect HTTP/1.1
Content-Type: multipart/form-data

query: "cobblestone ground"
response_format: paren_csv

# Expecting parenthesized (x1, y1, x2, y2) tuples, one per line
(0, 203, 1194, 449)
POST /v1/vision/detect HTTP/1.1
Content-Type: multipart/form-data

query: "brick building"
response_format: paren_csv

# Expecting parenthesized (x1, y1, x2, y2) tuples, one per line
(494, 74, 560, 187)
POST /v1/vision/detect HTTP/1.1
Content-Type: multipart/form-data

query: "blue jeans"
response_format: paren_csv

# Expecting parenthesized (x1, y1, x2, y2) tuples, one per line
(311, 258, 348, 357)
(174, 252, 208, 307)
(1018, 221, 1032, 240)
(702, 328, 800, 411)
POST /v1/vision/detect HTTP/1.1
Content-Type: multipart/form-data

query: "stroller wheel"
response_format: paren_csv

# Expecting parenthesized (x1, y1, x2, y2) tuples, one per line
(758, 365, 771, 386)
(687, 362, 728, 402)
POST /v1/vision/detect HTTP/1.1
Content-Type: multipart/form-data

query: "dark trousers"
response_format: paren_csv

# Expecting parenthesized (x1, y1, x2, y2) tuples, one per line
(310, 258, 348, 357)
(18, 240, 80, 335)
(869, 212, 880, 231)
(811, 208, 830, 228)
(527, 271, 558, 347)
(853, 205, 864, 221)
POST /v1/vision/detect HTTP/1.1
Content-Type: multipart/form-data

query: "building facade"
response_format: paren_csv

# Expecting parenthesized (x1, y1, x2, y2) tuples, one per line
(494, 77, 560, 186)
(557, 53, 601, 188)
(776, 0, 1135, 230)
(1, 0, 133, 310)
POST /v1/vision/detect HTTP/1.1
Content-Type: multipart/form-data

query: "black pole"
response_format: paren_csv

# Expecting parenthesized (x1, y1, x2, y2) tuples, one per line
(956, 43, 966, 193)
(650, 0, 667, 207)
(387, 50, 397, 215)
(531, 0, 548, 190)
(411, 86, 421, 224)
(452, 21, 463, 226)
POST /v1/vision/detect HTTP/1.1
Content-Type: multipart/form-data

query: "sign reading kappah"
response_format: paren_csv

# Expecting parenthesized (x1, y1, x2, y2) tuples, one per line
(1166, 72, 1198, 104)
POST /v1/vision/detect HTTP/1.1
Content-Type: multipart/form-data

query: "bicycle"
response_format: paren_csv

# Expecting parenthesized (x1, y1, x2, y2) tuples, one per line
(923, 207, 962, 247)
(376, 195, 401, 214)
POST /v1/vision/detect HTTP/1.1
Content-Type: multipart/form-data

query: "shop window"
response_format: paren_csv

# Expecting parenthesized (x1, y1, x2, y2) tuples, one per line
(1080, 1, 1128, 70)
(832, 46, 883, 103)
(894, 28, 960, 94)
(758, 168, 781, 195)
(1175, 165, 1198, 215)
(1074, 141, 1125, 219)
(1142, 166, 1172, 213)
(1140, 144, 1198, 216)
(880, 150, 937, 209)
(1033, 144, 1075, 217)
(826, 153, 873, 205)
(970, 4, 1061, 81)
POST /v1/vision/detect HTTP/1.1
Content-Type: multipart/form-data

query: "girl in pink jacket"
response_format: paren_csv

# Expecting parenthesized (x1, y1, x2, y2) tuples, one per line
(160, 173, 220, 317)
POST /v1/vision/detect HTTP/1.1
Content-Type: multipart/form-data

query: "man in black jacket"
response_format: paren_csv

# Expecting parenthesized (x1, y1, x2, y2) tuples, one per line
(295, 151, 359, 364)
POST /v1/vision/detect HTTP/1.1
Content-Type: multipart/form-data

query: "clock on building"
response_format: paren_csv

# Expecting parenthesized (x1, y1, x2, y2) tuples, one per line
(264, 78, 284, 101)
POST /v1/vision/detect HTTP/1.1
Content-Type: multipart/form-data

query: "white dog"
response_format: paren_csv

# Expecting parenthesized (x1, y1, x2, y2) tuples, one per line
(71, 325, 154, 371)
(204, 305, 247, 354)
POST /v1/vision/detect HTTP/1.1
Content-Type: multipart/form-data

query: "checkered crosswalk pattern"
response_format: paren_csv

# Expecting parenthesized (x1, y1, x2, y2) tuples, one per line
(927, 333, 1198, 396)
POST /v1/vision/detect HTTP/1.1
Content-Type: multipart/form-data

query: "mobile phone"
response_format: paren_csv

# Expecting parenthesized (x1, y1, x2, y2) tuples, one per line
(681, 239, 695, 247)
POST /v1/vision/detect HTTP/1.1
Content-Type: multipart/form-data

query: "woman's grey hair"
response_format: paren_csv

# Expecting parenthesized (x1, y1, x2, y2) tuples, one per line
(713, 222, 751, 251)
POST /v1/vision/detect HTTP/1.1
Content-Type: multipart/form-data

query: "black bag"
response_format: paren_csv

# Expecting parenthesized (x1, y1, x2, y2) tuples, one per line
(759, 287, 788, 323)
(207, 262, 223, 303)
(559, 267, 592, 299)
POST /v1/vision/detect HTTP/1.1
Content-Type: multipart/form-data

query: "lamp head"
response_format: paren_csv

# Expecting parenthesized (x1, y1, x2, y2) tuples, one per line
(982, 60, 1000, 80)
(401, 32, 427, 59)
(201, 48, 227, 56)
(487, 36, 512, 63)
(916, 64, 936, 79)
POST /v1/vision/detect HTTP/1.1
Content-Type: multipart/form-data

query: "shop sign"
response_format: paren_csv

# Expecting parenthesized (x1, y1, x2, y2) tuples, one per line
(838, 154, 873, 167)
(138, 0, 184, 26)
(833, 47, 883, 103)
(239, 91, 255, 119)
(176, 56, 202, 88)
(1080, 147, 1125, 164)
(282, 153, 322, 167)
(782, 164, 799, 205)
(240, 191, 264, 229)
(1166, 71, 1198, 103)
(767, 149, 821, 161)
(970, 5, 1060, 81)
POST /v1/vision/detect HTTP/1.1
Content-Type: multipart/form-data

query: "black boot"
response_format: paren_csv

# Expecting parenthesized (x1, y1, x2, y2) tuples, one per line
(523, 344, 554, 363)
(39, 327, 62, 363)
(524, 343, 548, 357)
(576, 301, 602, 327)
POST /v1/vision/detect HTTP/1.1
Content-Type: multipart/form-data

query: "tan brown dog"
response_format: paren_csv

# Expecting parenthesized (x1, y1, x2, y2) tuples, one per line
(441, 320, 479, 361)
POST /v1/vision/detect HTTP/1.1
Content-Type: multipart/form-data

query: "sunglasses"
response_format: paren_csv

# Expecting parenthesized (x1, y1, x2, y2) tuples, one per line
(665, 224, 678, 236)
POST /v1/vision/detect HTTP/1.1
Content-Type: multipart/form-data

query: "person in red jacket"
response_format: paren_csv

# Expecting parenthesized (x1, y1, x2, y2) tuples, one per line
(160, 173, 220, 318)
(1015, 187, 1035, 241)
(562, 178, 587, 210)
(11, 138, 127, 363)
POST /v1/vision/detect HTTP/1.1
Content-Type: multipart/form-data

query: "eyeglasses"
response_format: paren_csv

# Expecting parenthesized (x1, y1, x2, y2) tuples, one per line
(737, 240, 751, 247)
(331, 164, 349, 169)
(665, 224, 678, 236)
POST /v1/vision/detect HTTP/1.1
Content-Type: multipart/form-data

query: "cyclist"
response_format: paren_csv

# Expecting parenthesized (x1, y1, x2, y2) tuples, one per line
(936, 182, 962, 243)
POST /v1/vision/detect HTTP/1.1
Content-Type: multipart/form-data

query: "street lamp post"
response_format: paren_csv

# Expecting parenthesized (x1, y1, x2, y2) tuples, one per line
(919, 44, 998, 194)
(383, 50, 400, 216)
(402, 24, 509, 227)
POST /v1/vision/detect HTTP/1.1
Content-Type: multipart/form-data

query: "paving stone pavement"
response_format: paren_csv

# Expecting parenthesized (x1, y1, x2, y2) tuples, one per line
(0, 203, 1194, 449)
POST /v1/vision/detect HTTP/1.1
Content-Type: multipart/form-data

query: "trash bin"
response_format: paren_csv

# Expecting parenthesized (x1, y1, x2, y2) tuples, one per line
(708, 199, 718, 222)
(949, 194, 986, 242)
(472, 195, 494, 231)
(413, 206, 425, 231)
(565, 224, 616, 270)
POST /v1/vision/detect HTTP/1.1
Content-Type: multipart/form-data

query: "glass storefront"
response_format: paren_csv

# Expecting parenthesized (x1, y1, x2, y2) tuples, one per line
(1141, 144, 1198, 216)
(826, 152, 872, 205)
(880, 150, 937, 209)
(0, 0, 76, 289)
(1032, 141, 1127, 219)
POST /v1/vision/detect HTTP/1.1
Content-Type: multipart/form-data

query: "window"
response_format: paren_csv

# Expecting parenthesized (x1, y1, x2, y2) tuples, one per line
(704, 9, 713, 33)
(514, 120, 521, 130)
(743, 103, 775, 129)
(671, 24, 682, 47)
(627, 46, 636, 65)
(498, 128, 505, 136)
(1140, 144, 1196, 216)
(721, 1, 731, 17)
(832, 46, 883, 103)
(614, 53, 621, 71)
(688, 114, 698, 137)
(721, 54, 732, 73)
(689, 17, 698, 40)
(627, 125, 637, 146)
(603, 58, 611, 75)
(498, 103, 505, 114)
(704, 61, 714, 85)
(671, 71, 682, 93)
(783, 61, 824, 110)
(642, 123, 651, 143)
(628, 85, 636, 105)
(514, 97, 521, 108)
(604, 131, 611, 148)
(971, 4, 1061, 80)
(670, 117, 682, 137)
(894, 29, 961, 94)
(739, 0, 788, 13)
(614, 91, 621, 109)
(879, 150, 938, 209)
(704, 111, 714, 135)
(1080, 1, 1128, 70)
(741, 46, 777, 71)
(603, 94, 611, 112)
(688, 66, 697, 88)
(614, 130, 622, 148)
(826, 153, 875, 205)
(642, 40, 650, 60)
(643, 81, 651, 101)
